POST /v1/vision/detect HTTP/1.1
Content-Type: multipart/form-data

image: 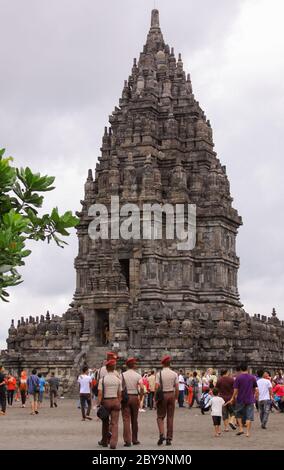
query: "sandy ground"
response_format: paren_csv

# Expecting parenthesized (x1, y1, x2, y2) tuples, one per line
(0, 398, 283, 450)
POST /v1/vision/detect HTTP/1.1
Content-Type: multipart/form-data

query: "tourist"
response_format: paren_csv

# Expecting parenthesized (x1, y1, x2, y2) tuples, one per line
(147, 370, 156, 410)
(208, 388, 225, 437)
(257, 370, 273, 429)
(38, 373, 46, 407)
(121, 357, 143, 447)
(97, 358, 121, 449)
(155, 356, 179, 446)
(6, 373, 17, 406)
(139, 373, 149, 412)
(27, 369, 40, 415)
(190, 370, 199, 408)
(0, 365, 7, 415)
(227, 363, 259, 437)
(216, 369, 236, 431)
(178, 369, 185, 408)
(200, 386, 211, 415)
(273, 369, 284, 385)
(19, 371, 27, 408)
(48, 372, 59, 408)
(272, 381, 284, 412)
(77, 365, 92, 421)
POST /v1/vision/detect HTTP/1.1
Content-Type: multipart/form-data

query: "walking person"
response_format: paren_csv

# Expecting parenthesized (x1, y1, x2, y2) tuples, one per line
(121, 358, 143, 447)
(0, 365, 7, 415)
(98, 358, 121, 449)
(38, 373, 46, 407)
(178, 369, 185, 408)
(19, 371, 28, 408)
(6, 373, 17, 406)
(155, 356, 179, 446)
(208, 388, 225, 437)
(257, 370, 273, 429)
(216, 369, 236, 431)
(78, 365, 92, 421)
(27, 369, 40, 415)
(48, 372, 59, 408)
(190, 371, 200, 408)
(147, 370, 156, 410)
(227, 363, 259, 437)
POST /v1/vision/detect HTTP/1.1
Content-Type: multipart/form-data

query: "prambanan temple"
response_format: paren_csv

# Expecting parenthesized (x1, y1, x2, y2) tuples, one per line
(2, 10, 283, 391)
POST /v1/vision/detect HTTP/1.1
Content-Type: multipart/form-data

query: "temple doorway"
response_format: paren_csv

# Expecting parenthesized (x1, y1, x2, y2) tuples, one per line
(95, 309, 109, 346)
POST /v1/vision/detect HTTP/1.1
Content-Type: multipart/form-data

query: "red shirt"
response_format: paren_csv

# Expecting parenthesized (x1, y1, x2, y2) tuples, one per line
(273, 384, 284, 397)
(6, 376, 17, 391)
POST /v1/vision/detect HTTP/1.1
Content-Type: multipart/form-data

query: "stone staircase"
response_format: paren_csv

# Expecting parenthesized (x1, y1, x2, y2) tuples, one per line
(86, 346, 108, 369)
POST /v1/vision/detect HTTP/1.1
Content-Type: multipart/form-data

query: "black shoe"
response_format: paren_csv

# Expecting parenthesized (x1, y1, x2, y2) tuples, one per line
(50, 405, 53, 408)
(166, 439, 172, 446)
(229, 423, 237, 430)
(35, 411, 39, 414)
(133, 441, 140, 445)
(54, 403, 58, 408)
(157, 435, 165, 446)
(98, 440, 108, 447)
(261, 424, 267, 429)
(124, 443, 131, 447)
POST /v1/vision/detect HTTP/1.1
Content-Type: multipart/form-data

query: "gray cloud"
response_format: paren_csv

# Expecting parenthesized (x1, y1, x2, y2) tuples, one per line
(0, 0, 283, 348)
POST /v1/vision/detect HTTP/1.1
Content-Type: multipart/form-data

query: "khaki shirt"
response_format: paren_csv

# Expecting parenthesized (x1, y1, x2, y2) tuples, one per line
(156, 367, 178, 392)
(148, 374, 156, 392)
(97, 365, 120, 380)
(122, 369, 142, 395)
(98, 372, 121, 399)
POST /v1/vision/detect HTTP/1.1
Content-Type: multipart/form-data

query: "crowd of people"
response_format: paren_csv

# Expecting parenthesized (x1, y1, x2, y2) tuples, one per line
(0, 359, 284, 449)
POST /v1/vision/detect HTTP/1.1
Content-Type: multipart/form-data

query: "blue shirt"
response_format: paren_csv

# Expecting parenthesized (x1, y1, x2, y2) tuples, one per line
(27, 374, 40, 395)
(39, 377, 46, 393)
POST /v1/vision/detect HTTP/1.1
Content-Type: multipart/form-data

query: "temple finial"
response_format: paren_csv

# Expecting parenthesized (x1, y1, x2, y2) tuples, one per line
(151, 9, 160, 28)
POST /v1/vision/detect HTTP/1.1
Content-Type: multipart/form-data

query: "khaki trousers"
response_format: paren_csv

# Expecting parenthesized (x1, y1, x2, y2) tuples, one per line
(122, 395, 140, 444)
(156, 391, 175, 440)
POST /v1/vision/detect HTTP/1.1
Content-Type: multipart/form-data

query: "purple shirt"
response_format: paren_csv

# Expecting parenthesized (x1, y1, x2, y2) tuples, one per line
(234, 373, 257, 404)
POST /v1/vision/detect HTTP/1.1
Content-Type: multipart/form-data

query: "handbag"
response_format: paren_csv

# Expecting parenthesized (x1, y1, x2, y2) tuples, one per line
(121, 373, 129, 404)
(155, 370, 164, 402)
(97, 377, 110, 421)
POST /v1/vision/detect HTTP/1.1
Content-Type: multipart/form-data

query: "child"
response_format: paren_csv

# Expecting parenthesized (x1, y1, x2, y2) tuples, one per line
(208, 388, 225, 437)
(200, 386, 211, 414)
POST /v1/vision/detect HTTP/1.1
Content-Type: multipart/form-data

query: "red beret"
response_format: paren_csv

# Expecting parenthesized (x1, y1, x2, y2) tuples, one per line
(161, 355, 171, 364)
(106, 352, 117, 359)
(106, 359, 117, 367)
(126, 357, 137, 366)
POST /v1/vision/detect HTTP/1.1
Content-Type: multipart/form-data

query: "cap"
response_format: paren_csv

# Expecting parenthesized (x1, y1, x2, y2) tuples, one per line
(161, 355, 171, 365)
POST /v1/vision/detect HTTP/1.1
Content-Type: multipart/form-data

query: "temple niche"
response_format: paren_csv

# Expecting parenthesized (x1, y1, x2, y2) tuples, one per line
(2, 9, 284, 386)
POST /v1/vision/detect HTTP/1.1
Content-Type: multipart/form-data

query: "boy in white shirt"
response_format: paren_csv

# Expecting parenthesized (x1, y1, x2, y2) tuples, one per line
(208, 388, 225, 437)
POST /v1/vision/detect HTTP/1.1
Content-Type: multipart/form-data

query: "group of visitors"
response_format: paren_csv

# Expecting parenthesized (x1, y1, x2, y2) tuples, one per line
(0, 365, 60, 415)
(1, 360, 283, 448)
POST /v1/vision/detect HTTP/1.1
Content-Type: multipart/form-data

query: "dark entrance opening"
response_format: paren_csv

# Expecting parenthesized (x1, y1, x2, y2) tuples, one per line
(119, 259, 130, 289)
(95, 309, 109, 346)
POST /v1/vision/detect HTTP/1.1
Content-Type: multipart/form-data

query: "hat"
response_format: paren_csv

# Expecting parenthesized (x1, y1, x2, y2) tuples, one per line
(106, 351, 117, 359)
(106, 359, 117, 367)
(161, 355, 171, 365)
(126, 357, 137, 366)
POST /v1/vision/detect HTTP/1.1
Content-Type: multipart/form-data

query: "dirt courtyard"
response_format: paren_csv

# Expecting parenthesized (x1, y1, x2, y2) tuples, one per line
(0, 399, 283, 450)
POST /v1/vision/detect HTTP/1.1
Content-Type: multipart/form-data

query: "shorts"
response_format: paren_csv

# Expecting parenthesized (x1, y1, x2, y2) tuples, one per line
(212, 416, 221, 426)
(30, 392, 39, 402)
(222, 404, 235, 420)
(234, 403, 254, 421)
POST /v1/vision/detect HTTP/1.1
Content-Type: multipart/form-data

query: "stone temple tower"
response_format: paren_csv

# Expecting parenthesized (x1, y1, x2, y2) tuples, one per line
(3, 10, 284, 382)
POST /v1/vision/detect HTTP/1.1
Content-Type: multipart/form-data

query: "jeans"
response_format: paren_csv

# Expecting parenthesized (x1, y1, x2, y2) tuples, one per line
(148, 391, 154, 409)
(80, 393, 91, 419)
(0, 388, 6, 413)
(7, 390, 14, 406)
(259, 400, 271, 427)
(178, 390, 185, 407)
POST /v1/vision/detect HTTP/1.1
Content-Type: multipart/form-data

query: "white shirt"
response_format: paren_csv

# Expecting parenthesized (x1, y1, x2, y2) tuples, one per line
(78, 374, 92, 394)
(209, 396, 225, 416)
(257, 378, 272, 401)
(178, 374, 185, 391)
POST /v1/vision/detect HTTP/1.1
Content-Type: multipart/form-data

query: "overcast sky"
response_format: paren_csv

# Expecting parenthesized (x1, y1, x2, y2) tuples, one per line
(0, 0, 283, 349)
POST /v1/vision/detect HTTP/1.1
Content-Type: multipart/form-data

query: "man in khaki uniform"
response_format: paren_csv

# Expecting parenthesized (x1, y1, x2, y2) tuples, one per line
(155, 355, 179, 446)
(98, 359, 121, 449)
(121, 358, 143, 447)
